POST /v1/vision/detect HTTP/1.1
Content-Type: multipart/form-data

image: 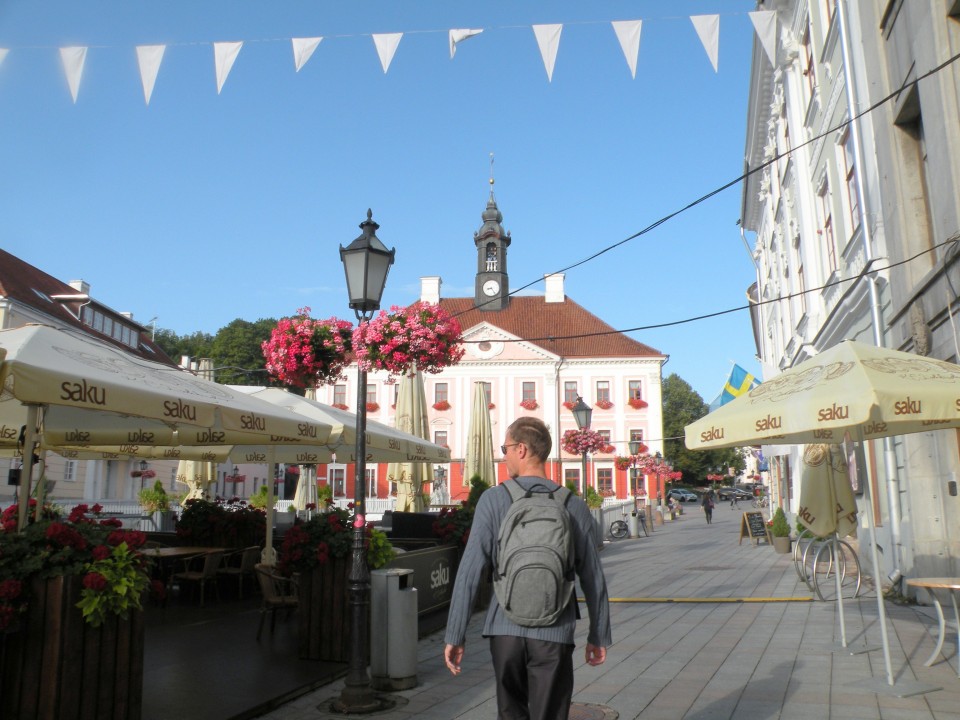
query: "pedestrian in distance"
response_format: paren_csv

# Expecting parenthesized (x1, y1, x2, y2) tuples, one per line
(443, 417, 611, 720)
(702, 490, 714, 524)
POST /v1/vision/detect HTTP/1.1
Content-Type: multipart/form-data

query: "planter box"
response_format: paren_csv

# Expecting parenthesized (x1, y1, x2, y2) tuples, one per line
(0, 575, 145, 720)
(298, 556, 360, 662)
(772, 536, 792, 554)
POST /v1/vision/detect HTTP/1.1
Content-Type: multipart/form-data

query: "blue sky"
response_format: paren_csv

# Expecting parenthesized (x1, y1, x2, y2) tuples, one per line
(0, 0, 761, 402)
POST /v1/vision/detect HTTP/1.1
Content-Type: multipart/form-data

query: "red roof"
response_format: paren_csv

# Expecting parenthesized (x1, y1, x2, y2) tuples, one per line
(439, 296, 663, 359)
(0, 248, 175, 364)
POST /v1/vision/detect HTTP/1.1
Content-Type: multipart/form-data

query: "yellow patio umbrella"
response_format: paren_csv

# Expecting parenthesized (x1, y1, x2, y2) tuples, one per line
(176, 459, 217, 501)
(685, 340, 960, 687)
(797, 444, 858, 540)
(387, 368, 432, 512)
(463, 381, 496, 488)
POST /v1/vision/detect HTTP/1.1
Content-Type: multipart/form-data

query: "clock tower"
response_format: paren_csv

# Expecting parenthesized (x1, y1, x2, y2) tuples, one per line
(474, 175, 511, 311)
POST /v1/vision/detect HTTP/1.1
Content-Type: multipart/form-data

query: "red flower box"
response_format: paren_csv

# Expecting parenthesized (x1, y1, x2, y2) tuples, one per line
(628, 398, 648, 410)
(366, 402, 380, 412)
(433, 400, 451, 411)
(595, 399, 614, 410)
(519, 399, 539, 411)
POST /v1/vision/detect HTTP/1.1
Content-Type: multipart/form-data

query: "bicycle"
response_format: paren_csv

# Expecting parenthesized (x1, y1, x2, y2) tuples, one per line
(608, 506, 648, 539)
(752, 496, 768, 508)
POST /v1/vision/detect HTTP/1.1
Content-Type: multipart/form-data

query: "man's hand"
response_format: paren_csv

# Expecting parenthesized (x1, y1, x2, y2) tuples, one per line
(585, 644, 606, 666)
(444, 643, 464, 675)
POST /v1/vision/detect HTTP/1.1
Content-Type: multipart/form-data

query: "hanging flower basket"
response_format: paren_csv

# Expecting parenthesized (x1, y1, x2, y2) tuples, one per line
(628, 398, 649, 410)
(262, 307, 353, 388)
(614, 456, 632, 471)
(560, 429, 607, 455)
(595, 399, 614, 410)
(433, 400, 451, 411)
(519, 399, 539, 411)
(352, 301, 464, 378)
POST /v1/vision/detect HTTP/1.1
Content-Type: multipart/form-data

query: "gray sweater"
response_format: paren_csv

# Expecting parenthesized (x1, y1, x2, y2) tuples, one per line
(443, 477, 612, 648)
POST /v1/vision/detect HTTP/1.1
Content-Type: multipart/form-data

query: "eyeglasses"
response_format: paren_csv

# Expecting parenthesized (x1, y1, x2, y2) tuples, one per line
(500, 443, 521, 455)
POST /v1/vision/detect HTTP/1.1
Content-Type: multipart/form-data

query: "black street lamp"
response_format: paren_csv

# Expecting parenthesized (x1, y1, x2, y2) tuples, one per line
(333, 209, 395, 714)
(571, 396, 593, 493)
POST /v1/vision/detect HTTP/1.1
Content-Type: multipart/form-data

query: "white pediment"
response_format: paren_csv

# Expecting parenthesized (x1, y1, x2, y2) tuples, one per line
(459, 322, 558, 362)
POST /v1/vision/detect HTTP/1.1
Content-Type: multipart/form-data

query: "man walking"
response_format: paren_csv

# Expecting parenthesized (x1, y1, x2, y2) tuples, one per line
(443, 417, 611, 720)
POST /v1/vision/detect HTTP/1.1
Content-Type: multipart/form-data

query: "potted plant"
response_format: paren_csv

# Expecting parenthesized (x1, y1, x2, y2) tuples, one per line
(138, 479, 173, 531)
(0, 501, 151, 719)
(175, 497, 266, 548)
(277, 507, 394, 661)
(770, 506, 792, 553)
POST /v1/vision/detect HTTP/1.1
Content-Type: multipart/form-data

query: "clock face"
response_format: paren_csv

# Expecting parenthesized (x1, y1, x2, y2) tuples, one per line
(482, 280, 500, 296)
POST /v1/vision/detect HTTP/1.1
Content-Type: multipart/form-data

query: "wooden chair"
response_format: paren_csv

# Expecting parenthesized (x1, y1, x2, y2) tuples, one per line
(217, 546, 261, 599)
(254, 563, 299, 640)
(171, 550, 224, 607)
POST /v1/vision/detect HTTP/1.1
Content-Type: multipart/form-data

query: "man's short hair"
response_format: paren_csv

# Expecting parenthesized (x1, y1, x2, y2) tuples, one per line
(506, 417, 552, 461)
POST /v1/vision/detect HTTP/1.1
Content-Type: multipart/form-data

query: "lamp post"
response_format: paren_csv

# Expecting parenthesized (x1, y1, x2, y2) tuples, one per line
(433, 465, 447, 506)
(333, 209, 395, 714)
(571, 396, 593, 494)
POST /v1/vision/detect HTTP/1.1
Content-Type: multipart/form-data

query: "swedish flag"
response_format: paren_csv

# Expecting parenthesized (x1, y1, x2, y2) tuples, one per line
(710, 365, 759, 410)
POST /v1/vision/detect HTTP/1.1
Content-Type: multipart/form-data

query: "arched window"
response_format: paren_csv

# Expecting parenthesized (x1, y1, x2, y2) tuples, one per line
(485, 243, 498, 271)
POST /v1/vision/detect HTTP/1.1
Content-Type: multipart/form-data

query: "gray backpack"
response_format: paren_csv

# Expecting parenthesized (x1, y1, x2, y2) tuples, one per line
(492, 480, 576, 627)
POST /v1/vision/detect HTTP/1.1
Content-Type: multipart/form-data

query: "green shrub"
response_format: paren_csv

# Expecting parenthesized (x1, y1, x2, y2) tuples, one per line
(771, 507, 791, 537)
(583, 486, 603, 510)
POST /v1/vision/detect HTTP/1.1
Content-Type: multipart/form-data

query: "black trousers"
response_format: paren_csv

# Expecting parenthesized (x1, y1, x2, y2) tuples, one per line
(489, 635, 575, 720)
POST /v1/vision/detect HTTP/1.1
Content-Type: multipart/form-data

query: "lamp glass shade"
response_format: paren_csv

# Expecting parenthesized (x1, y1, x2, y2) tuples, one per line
(339, 210, 396, 313)
(571, 397, 592, 430)
(628, 440, 641, 455)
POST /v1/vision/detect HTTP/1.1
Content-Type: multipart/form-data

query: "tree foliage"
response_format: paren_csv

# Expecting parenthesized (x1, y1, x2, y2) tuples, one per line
(153, 318, 277, 386)
(661, 373, 743, 487)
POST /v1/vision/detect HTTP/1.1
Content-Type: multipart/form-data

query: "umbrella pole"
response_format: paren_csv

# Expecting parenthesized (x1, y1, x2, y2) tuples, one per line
(263, 448, 277, 566)
(856, 434, 895, 686)
(833, 534, 848, 647)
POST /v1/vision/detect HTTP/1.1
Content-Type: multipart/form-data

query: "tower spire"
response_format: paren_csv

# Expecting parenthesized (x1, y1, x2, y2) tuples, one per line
(489, 152, 496, 200)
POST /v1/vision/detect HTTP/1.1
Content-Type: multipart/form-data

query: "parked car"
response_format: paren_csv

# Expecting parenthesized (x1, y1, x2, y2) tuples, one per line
(716, 487, 753, 501)
(667, 489, 699, 503)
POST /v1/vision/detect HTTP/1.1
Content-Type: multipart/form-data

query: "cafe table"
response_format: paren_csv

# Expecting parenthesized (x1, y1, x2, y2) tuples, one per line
(906, 577, 960, 677)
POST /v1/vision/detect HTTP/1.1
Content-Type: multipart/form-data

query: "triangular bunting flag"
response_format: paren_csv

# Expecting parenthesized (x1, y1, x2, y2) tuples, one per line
(135, 44, 165, 105)
(449, 28, 483, 59)
(214, 41, 243, 94)
(690, 14, 719, 73)
(372, 33, 403, 73)
(532, 24, 562, 82)
(0, 49, 8, 69)
(749, 11, 777, 67)
(59, 46, 87, 103)
(292, 37, 322, 72)
(611, 20, 642, 79)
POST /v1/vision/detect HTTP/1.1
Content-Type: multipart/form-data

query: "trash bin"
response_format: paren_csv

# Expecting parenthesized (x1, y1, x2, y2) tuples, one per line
(628, 513, 639, 538)
(370, 568, 418, 691)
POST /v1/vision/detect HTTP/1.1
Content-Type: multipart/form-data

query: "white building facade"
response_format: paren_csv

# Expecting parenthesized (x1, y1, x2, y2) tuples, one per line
(743, 0, 960, 580)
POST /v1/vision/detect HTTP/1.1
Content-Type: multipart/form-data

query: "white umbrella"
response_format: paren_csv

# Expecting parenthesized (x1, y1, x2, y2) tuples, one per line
(387, 369, 432, 512)
(0, 324, 332, 538)
(235, 386, 451, 463)
(797, 444, 858, 540)
(463, 381, 496, 488)
(685, 340, 960, 686)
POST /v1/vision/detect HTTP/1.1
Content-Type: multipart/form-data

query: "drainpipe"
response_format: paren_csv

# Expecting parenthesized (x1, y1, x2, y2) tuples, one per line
(836, 0, 902, 580)
(554, 357, 565, 483)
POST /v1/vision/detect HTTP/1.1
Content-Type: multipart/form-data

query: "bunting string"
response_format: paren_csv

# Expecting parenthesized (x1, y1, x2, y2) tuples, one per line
(0, 11, 775, 104)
